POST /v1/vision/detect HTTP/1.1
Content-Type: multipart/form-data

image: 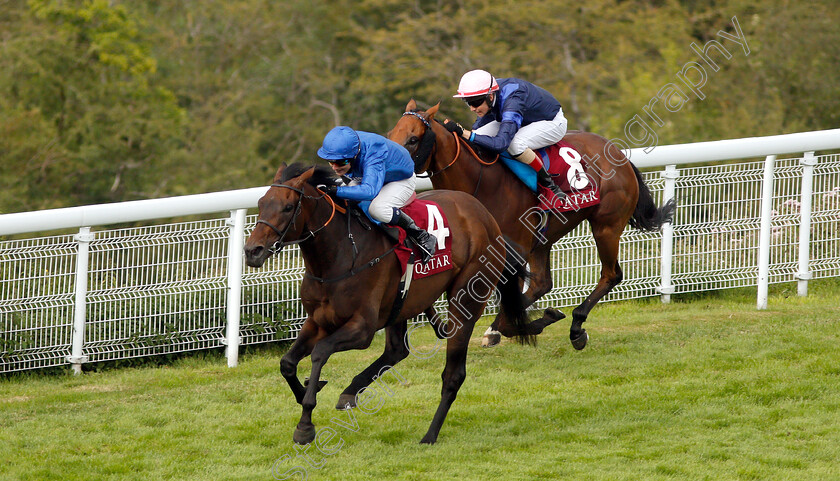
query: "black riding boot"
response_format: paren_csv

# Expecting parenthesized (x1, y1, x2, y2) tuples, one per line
(536, 167, 566, 201)
(395, 211, 437, 264)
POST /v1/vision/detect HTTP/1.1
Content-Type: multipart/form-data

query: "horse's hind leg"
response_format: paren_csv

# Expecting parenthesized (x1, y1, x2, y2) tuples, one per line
(336, 321, 409, 410)
(425, 306, 449, 340)
(483, 244, 563, 347)
(570, 224, 624, 350)
(420, 290, 481, 444)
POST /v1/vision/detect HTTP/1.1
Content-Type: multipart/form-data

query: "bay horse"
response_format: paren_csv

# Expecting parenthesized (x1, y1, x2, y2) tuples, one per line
(244, 163, 532, 445)
(388, 100, 676, 350)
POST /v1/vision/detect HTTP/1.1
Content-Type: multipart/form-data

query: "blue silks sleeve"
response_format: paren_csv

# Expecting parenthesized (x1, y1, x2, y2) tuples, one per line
(336, 150, 387, 201)
(470, 120, 520, 153)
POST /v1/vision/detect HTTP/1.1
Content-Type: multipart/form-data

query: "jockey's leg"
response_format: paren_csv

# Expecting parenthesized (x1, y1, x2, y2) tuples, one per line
(394, 210, 437, 264)
(369, 175, 437, 264)
(472, 120, 501, 137)
(512, 147, 565, 201)
(509, 108, 569, 200)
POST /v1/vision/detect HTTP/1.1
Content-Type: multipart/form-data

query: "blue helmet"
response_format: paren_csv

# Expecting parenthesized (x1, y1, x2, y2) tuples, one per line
(317, 126, 361, 161)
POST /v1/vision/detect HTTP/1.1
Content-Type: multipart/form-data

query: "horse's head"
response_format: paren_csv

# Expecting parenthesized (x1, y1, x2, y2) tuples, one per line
(244, 163, 325, 267)
(388, 99, 440, 174)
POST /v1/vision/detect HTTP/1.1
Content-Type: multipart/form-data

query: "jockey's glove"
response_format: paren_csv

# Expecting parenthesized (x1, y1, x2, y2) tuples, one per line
(322, 184, 339, 197)
(443, 119, 464, 137)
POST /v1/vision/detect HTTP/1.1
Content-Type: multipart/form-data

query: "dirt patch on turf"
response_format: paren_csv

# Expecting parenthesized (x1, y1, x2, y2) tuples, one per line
(2, 396, 31, 403)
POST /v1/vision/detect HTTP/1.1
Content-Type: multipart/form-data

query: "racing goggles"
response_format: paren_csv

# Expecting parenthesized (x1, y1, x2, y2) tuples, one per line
(463, 95, 488, 108)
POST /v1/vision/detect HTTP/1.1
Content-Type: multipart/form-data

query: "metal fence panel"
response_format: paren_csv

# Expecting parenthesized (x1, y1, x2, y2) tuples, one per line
(1, 153, 838, 373)
(83, 219, 231, 363)
(0, 235, 76, 372)
(811, 154, 840, 279)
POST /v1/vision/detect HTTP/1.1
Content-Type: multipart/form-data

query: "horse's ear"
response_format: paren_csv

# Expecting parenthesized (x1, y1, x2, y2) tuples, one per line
(425, 102, 440, 120)
(405, 99, 417, 112)
(272, 163, 287, 183)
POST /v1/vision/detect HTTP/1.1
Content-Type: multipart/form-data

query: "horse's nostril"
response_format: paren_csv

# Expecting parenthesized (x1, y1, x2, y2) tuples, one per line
(245, 245, 263, 258)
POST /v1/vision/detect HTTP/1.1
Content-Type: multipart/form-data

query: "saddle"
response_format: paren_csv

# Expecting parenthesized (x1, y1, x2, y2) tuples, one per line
(479, 142, 602, 212)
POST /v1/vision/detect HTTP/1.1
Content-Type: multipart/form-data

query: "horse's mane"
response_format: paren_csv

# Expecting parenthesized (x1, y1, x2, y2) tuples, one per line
(411, 109, 496, 161)
(279, 162, 340, 187)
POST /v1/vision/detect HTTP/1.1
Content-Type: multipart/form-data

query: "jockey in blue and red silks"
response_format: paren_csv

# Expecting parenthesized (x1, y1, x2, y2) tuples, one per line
(447, 69, 568, 201)
(317, 126, 437, 263)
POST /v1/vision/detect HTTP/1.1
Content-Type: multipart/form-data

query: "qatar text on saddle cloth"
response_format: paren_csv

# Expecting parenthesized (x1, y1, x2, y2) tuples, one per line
(394, 199, 453, 279)
(537, 140, 601, 211)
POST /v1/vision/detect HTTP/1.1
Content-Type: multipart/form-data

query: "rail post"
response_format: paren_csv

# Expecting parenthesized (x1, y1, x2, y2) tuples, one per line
(757, 155, 776, 309)
(796, 151, 816, 296)
(68, 227, 93, 374)
(225, 209, 247, 367)
(658, 164, 679, 303)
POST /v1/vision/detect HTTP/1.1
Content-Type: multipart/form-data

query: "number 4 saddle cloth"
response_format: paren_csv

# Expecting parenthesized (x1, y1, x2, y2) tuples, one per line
(393, 197, 453, 279)
(500, 140, 601, 212)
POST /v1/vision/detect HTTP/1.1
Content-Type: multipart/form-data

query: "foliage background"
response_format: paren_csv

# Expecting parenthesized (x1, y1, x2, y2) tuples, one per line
(1, 0, 838, 213)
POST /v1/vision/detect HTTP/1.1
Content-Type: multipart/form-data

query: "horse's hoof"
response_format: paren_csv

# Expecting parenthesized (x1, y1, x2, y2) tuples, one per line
(293, 425, 317, 445)
(419, 435, 437, 444)
(481, 329, 501, 348)
(335, 393, 356, 410)
(570, 329, 589, 350)
(544, 308, 566, 321)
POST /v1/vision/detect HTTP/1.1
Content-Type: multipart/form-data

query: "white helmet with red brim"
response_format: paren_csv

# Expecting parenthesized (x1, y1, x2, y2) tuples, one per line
(453, 69, 499, 98)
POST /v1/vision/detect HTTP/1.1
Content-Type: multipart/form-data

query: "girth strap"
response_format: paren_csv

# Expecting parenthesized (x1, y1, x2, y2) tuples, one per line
(384, 251, 416, 325)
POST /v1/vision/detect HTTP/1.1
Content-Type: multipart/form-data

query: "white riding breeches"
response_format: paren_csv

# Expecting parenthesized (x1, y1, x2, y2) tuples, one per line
(473, 107, 568, 159)
(367, 174, 417, 223)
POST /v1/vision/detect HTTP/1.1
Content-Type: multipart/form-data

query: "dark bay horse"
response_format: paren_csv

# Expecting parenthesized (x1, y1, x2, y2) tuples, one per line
(244, 163, 532, 445)
(388, 100, 676, 350)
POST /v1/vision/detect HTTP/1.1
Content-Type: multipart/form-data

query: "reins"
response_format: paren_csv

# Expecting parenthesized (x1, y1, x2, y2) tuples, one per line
(256, 183, 340, 249)
(256, 181, 398, 284)
(303, 204, 398, 284)
(401, 111, 498, 179)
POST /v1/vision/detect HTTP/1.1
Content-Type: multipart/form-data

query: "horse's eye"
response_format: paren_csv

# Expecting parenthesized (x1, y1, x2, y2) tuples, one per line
(284, 204, 294, 212)
(407, 136, 419, 145)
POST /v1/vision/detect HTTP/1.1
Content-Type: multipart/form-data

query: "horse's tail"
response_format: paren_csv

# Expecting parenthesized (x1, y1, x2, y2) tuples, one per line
(628, 163, 677, 232)
(497, 237, 536, 346)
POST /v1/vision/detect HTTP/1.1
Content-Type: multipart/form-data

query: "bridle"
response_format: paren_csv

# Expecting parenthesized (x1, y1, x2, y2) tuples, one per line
(255, 181, 397, 284)
(401, 111, 438, 176)
(255, 183, 338, 252)
(400, 111, 499, 195)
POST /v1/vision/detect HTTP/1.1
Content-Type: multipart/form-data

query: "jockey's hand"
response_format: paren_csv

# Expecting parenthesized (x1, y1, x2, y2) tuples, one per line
(443, 119, 464, 137)
(322, 184, 339, 197)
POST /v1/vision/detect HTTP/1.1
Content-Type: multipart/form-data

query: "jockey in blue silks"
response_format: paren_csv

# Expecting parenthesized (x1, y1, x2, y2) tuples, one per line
(317, 126, 437, 263)
(446, 69, 568, 200)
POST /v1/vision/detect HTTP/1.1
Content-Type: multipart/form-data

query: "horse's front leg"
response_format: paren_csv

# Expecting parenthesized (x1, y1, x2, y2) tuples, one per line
(281, 318, 324, 404)
(294, 317, 376, 445)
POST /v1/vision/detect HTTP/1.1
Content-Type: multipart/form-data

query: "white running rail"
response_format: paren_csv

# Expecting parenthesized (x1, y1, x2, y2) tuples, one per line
(1, 129, 839, 373)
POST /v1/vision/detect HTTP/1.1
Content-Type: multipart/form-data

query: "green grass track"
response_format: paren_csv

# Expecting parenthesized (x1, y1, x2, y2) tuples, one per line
(2, 279, 839, 480)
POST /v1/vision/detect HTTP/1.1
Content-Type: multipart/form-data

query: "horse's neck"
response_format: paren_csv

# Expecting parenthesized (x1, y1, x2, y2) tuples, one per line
(432, 138, 536, 212)
(298, 204, 387, 278)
